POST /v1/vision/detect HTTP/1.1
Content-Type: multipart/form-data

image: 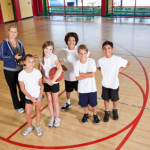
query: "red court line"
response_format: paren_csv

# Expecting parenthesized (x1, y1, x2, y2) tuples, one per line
(115, 44, 149, 149)
(6, 90, 65, 140)
(0, 72, 146, 149)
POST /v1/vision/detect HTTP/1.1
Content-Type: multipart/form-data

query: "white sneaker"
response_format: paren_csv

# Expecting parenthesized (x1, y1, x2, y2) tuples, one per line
(48, 117, 55, 127)
(36, 126, 42, 136)
(23, 126, 34, 136)
(16, 108, 25, 113)
(54, 118, 61, 127)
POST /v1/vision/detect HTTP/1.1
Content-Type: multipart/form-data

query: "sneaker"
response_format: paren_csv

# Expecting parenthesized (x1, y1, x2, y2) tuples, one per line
(54, 118, 61, 127)
(113, 109, 119, 120)
(82, 114, 89, 124)
(61, 103, 71, 111)
(93, 115, 100, 124)
(23, 126, 34, 136)
(48, 117, 55, 127)
(103, 111, 110, 122)
(36, 126, 42, 136)
(16, 108, 25, 113)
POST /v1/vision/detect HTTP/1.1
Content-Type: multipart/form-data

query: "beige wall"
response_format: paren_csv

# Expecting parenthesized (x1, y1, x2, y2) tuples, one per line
(107, 0, 113, 14)
(0, 0, 14, 22)
(19, 0, 33, 19)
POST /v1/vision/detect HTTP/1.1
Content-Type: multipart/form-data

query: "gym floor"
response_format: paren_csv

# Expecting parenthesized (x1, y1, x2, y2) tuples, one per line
(0, 16, 149, 150)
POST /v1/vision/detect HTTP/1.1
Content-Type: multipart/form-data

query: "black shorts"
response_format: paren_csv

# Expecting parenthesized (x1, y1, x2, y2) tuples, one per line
(101, 86, 119, 102)
(79, 92, 97, 107)
(44, 83, 59, 93)
(25, 99, 33, 104)
(65, 80, 78, 92)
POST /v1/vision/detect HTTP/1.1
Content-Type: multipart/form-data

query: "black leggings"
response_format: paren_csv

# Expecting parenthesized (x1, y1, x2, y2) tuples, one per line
(4, 69, 25, 109)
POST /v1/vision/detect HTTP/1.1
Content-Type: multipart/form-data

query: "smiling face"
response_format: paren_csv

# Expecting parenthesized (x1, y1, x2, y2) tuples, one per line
(8, 27, 18, 39)
(24, 56, 35, 70)
(78, 49, 88, 61)
(67, 36, 76, 50)
(102, 44, 114, 58)
(44, 46, 53, 57)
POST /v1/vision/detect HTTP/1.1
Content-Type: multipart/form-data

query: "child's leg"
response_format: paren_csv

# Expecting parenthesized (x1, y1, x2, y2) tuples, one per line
(103, 100, 110, 122)
(112, 101, 119, 120)
(92, 106, 97, 115)
(35, 100, 42, 126)
(113, 101, 118, 109)
(52, 92, 59, 118)
(25, 103, 33, 127)
(46, 92, 54, 118)
(104, 100, 109, 111)
(66, 92, 71, 100)
(84, 106, 88, 114)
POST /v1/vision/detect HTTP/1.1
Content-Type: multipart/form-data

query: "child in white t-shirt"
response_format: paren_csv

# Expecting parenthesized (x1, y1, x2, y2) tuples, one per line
(97, 41, 130, 122)
(58, 32, 91, 111)
(74, 45, 100, 124)
(38, 41, 62, 128)
(18, 54, 44, 136)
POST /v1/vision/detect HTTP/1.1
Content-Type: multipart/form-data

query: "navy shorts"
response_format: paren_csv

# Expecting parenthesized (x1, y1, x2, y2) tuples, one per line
(79, 92, 97, 107)
(44, 83, 59, 93)
(25, 99, 33, 104)
(101, 86, 119, 102)
(65, 80, 78, 92)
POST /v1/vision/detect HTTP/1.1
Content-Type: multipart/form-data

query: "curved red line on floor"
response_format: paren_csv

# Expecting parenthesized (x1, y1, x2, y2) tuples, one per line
(0, 71, 147, 149)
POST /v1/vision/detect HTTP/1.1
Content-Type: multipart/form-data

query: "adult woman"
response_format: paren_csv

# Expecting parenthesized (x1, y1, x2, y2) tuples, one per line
(0, 25, 25, 113)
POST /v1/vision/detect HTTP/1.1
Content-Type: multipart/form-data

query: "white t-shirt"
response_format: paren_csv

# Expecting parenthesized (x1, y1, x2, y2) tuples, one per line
(58, 46, 90, 81)
(74, 58, 97, 93)
(18, 68, 42, 100)
(97, 55, 128, 89)
(39, 54, 58, 84)
(39, 54, 58, 78)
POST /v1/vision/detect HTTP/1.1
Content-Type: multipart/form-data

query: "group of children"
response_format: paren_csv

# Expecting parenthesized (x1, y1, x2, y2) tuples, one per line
(18, 32, 130, 137)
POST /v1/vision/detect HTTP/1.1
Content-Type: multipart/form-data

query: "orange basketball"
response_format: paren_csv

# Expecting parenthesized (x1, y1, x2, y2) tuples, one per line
(49, 67, 64, 82)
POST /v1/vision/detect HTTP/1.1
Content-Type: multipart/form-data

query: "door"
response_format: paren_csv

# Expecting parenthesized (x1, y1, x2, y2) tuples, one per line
(19, 0, 33, 19)
(0, 0, 14, 22)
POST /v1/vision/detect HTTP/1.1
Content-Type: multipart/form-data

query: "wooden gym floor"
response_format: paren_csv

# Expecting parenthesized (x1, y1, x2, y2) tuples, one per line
(0, 16, 149, 150)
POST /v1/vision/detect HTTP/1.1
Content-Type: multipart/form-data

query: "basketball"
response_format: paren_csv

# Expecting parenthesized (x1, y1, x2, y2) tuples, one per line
(49, 67, 64, 82)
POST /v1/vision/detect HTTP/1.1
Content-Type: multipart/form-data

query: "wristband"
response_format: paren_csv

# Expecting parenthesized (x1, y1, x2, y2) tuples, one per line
(39, 96, 44, 100)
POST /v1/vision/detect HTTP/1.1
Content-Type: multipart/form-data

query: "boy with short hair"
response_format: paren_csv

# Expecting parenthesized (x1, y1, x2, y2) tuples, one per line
(74, 44, 100, 124)
(97, 41, 130, 122)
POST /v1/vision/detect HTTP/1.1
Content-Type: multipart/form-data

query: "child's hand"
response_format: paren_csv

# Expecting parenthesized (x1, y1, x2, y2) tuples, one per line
(46, 79, 54, 86)
(31, 97, 37, 104)
(35, 98, 41, 105)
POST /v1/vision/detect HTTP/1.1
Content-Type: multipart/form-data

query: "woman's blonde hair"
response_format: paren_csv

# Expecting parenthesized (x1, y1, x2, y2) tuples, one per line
(8, 25, 18, 31)
(42, 41, 54, 65)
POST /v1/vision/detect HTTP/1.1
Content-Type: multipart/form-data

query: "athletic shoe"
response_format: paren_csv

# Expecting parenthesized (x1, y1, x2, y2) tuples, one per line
(113, 109, 119, 120)
(16, 108, 25, 113)
(48, 117, 55, 127)
(93, 115, 100, 124)
(61, 103, 71, 111)
(103, 111, 110, 122)
(82, 114, 89, 124)
(23, 126, 34, 136)
(36, 126, 42, 136)
(54, 118, 61, 127)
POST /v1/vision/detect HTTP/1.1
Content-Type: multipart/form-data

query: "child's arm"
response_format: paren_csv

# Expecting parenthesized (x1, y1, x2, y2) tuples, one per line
(119, 61, 130, 73)
(80, 72, 95, 78)
(76, 72, 95, 80)
(52, 60, 63, 83)
(19, 81, 37, 104)
(36, 77, 44, 105)
(38, 63, 52, 85)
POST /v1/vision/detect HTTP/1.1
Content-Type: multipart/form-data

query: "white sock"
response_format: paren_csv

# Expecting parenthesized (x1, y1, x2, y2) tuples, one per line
(67, 99, 70, 104)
